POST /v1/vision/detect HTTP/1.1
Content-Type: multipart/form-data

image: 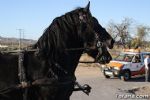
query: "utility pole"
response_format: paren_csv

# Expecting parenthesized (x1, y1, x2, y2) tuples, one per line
(17, 29, 24, 50)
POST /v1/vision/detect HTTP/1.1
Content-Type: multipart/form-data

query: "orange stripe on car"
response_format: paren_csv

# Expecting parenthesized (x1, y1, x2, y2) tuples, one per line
(106, 62, 123, 68)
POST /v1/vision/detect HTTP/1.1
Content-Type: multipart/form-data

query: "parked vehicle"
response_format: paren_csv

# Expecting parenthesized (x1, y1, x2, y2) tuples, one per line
(102, 49, 150, 81)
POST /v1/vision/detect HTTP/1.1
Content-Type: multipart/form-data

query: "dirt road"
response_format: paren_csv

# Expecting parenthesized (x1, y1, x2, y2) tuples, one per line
(71, 64, 150, 100)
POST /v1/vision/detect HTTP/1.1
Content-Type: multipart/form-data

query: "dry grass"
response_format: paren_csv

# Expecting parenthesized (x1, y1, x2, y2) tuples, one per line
(127, 85, 150, 96)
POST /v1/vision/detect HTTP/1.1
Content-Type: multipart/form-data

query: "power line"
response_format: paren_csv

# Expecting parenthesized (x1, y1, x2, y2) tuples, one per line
(17, 29, 24, 50)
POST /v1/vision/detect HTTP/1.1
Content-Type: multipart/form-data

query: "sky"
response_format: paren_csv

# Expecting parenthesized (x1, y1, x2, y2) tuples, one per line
(0, 0, 150, 40)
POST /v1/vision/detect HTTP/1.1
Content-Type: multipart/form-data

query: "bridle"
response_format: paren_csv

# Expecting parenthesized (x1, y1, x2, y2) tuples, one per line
(78, 11, 105, 49)
(60, 14, 104, 52)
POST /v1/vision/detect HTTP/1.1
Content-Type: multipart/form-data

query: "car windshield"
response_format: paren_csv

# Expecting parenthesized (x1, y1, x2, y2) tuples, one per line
(115, 53, 134, 62)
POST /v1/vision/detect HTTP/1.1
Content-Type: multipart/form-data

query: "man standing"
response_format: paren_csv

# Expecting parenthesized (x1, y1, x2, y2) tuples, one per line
(144, 54, 150, 82)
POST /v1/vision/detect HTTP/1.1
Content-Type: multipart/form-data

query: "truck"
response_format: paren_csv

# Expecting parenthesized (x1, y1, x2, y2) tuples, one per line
(102, 49, 150, 81)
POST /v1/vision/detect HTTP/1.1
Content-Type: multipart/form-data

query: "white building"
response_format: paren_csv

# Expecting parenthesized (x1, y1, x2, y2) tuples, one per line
(0, 44, 8, 48)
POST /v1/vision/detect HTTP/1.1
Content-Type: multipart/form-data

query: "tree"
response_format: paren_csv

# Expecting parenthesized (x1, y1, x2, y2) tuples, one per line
(137, 25, 150, 42)
(129, 37, 140, 48)
(107, 18, 133, 48)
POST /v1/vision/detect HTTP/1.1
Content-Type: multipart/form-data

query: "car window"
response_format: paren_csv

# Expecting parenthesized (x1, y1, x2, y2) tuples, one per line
(132, 55, 141, 63)
(142, 53, 150, 59)
(115, 54, 124, 61)
(115, 53, 134, 62)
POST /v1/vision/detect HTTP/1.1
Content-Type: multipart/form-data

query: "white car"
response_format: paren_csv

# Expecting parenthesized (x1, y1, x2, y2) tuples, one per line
(103, 49, 150, 81)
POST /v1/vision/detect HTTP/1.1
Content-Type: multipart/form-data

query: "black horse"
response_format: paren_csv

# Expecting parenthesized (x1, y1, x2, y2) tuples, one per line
(0, 2, 114, 100)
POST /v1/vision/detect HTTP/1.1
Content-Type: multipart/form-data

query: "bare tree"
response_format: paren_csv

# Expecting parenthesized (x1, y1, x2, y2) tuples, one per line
(136, 25, 150, 47)
(107, 18, 133, 48)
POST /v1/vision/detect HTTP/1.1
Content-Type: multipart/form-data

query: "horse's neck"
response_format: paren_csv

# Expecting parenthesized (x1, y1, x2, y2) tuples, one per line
(56, 50, 83, 77)
(26, 51, 82, 79)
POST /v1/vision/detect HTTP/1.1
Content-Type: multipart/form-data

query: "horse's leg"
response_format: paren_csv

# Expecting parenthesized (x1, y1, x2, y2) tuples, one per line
(54, 83, 74, 100)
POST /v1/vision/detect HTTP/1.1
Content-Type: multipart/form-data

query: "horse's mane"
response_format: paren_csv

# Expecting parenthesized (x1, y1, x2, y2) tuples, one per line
(33, 7, 85, 61)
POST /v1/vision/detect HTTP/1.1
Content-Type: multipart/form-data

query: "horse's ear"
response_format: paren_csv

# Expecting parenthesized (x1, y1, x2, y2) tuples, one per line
(84, 1, 90, 12)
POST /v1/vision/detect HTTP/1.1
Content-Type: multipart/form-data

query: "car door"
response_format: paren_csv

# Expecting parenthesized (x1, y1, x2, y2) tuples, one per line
(130, 54, 143, 72)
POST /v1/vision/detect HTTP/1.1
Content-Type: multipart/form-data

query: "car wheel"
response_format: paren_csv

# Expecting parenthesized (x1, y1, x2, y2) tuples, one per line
(104, 75, 110, 78)
(103, 71, 110, 78)
(121, 70, 131, 81)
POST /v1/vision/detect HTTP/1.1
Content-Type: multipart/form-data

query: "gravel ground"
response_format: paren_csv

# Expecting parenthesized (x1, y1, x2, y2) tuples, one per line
(71, 64, 150, 100)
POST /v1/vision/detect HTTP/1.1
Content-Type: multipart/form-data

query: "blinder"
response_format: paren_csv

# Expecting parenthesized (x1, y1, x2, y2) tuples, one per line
(94, 32, 105, 57)
(95, 32, 104, 48)
(96, 41, 103, 48)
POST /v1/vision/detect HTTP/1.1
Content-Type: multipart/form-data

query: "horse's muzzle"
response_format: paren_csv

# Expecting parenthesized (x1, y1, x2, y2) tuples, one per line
(107, 39, 115, 49)
(97, 55, 112, 64)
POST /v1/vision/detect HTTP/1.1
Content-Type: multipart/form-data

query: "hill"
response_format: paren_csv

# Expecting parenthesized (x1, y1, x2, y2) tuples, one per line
(0, 36, 36, 50)
(0, 36, 36, 45)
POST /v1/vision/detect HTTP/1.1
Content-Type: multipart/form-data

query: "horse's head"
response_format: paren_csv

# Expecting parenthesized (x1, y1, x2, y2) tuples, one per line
(91, 17, 115, 64)
(76, 2, 95, 45)
(76, 2, 114, 64)
(93, 17, 115, 49)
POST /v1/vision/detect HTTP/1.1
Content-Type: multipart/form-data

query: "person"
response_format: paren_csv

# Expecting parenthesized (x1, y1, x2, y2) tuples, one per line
(144, 54, 150, 82)
(134, 55, 140, 63)
(124, 56, 128, 61)
(124, 56, 130, 62)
